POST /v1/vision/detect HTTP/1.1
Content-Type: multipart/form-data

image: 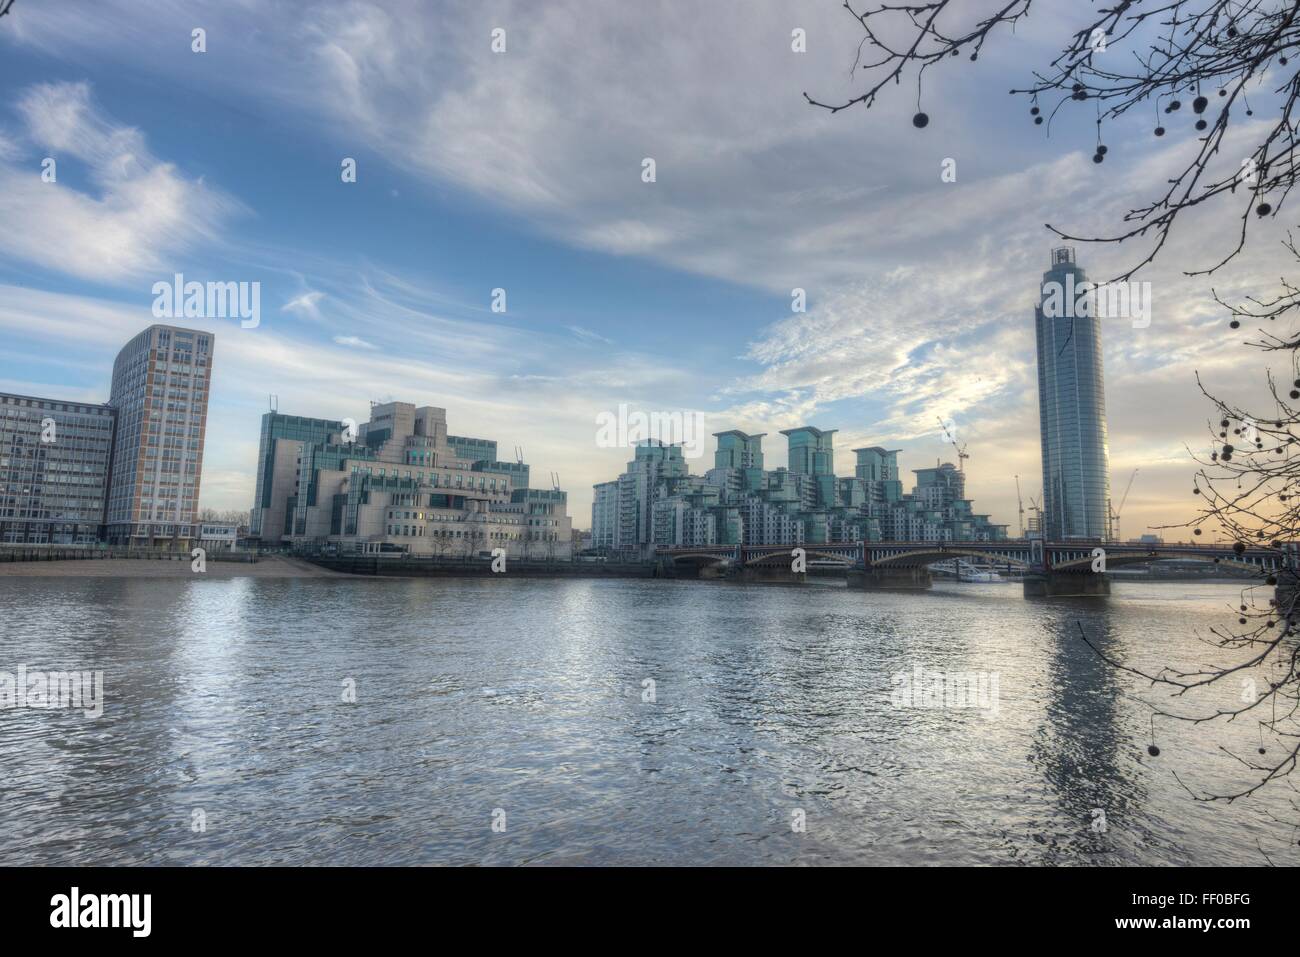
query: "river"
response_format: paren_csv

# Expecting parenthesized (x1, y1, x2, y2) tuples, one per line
(0, 575, 1294, 865)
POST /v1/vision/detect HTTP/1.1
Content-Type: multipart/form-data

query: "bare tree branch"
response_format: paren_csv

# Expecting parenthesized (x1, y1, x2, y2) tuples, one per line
(807, 0, 1300, 280)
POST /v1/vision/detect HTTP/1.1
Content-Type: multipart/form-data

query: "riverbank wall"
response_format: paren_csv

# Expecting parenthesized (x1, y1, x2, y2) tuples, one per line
(304, 556, 662, 578)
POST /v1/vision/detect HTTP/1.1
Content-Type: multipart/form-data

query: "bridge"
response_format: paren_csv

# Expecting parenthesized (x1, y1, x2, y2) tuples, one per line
(656, 540, 1292, 598)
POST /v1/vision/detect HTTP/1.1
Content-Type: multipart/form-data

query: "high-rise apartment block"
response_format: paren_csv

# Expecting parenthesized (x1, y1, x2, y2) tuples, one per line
(591, 480, 619, 550)
(593, 429, 1006, 556)
(105, 325, 214, 545)
(614, 441, 688, 556)
(1034, 247, 1111, 540)
(1, 324, 213, 547)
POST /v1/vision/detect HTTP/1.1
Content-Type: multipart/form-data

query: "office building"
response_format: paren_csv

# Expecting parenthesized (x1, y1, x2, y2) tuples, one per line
(251, 400, 572, 558)
(0, 393, 116, 544)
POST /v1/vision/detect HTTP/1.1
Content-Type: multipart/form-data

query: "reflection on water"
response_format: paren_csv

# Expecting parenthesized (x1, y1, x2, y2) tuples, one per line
(0, 576, 1293, 865)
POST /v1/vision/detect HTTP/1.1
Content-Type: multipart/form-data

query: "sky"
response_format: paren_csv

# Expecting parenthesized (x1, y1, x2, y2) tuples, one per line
(0, 0, 1293, 536)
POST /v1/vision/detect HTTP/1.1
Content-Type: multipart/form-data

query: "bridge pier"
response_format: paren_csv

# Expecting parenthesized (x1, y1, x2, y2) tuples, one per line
(662, 560, 715, 579)
(737, 565, 806, 584)
(658, 542, 1290, 596)
(848, 566, 933, 591)
(1275, 568, 1300, 613)
(1023, 570, 1110, 598)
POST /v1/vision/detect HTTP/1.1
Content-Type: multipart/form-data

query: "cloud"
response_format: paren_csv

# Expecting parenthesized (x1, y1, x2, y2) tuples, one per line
(284, 291, 326, 318)
(2, 0, 1293, 533)
(333, 334, 377, 349)
(566, 325, 613, 345)
(0, 82, 241, 284)
(294, 0, 927, 293)
(0, 278, 705, 520)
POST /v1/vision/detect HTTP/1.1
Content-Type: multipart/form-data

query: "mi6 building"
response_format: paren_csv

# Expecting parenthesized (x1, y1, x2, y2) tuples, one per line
(250, 401, 572, 559)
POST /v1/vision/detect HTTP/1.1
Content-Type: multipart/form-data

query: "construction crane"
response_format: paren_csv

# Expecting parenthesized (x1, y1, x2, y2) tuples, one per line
(936, 417, 970, 471)
(1026, 494, 1043, 538)
(1109, 468, 1139, 542)
(1015, 475, 1025, 538)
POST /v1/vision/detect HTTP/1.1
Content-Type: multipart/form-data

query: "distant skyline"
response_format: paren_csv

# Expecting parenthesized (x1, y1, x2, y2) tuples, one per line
(1, 0, 1293, 536)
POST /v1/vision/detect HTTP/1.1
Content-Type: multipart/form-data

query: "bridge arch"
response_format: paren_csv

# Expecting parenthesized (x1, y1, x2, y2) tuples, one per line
(743, 549, 856, 567)
(667, 552, 734, 565)
(871, 547, 1033, 570)
(1052, 550, 1271, 574)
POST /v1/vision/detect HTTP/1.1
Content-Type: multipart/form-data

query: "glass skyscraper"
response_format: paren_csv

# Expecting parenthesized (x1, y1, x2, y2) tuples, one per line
(1034, 247, 1111, 540)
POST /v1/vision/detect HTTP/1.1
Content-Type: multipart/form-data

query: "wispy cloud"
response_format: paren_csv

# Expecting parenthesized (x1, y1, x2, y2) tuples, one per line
(284, 291, 326, 318)
(332, 334, 377, 349)
(567, 325, 613, 345)
(0, 82, 241, 284)
(0, 278, 704, 519)
(0, 0, 1291, 534)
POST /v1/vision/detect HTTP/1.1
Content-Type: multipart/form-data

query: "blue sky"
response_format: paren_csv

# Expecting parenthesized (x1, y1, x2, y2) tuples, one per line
(0, 0, 1290, 532)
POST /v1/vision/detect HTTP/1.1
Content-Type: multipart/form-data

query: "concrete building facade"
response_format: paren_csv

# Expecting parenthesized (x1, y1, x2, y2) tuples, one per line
(249, 412, 347, 543)
(252, 400, 572, 559)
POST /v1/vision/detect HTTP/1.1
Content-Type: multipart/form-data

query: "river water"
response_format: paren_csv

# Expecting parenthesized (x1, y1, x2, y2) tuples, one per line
(0, 575, 1294, 865)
